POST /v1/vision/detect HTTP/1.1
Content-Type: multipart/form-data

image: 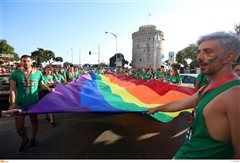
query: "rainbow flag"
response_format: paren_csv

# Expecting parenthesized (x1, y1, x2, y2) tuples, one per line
(29, 73, 197, 122)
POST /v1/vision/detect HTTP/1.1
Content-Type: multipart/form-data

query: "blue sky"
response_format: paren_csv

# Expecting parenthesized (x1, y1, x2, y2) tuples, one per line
(1, 0, 239, 65)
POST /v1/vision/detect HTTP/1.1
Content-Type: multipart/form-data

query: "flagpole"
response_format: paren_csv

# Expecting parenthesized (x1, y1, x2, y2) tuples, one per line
(147, 12, 151, 24)
(147, 13, 149, 24)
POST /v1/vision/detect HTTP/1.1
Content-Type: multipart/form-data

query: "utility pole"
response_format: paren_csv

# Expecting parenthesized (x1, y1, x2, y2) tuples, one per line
(79, 48, 81, 66)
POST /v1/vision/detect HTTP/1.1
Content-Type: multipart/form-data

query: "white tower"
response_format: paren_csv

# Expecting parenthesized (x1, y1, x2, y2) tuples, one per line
(132, 25, 164, 70)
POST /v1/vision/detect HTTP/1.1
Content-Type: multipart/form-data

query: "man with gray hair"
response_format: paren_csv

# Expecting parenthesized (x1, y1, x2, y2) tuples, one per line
(148, 31, 240, 159)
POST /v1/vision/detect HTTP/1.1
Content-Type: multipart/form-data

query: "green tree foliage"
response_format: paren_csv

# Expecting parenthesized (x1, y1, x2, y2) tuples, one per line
(175, 44, 198, 68)
(234, 23, 240, 35)
(0, 40, 14, 54)
(53, 56, 63, 62)
(0, 39, 19, 61)
(171, 63, 181, 70)
(13, 53, 20, 61)
(109, 53, 128, 68)
(63, 62, 72, 67)
(31, 48, 63, 65)
(83, 63, 91, 68)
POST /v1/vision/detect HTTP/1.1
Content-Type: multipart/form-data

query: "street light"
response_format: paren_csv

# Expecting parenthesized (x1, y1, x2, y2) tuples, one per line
(105, 31, 118, 67)
(70, 48, 73, 64)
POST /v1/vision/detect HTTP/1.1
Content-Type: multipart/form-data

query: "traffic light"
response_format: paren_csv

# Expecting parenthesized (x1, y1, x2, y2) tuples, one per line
(89, 51, 91, 55)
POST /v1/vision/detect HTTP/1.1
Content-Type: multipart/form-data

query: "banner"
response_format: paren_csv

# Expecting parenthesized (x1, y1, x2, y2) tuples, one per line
(28, 73, 196, 122)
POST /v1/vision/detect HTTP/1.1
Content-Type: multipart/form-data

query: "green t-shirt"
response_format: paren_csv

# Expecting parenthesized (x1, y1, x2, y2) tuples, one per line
(169, 75, 181, 84)
(62, 71, 67, 79)
(46, 74, 55, 83)
(135, 72, 142, 79)
(41, 75, 56, 90)
(67, 72, 76, 81)
(74, 70, 81, 79)
(156, 71, 167, 79)
(9, 69, 43, 106)
(56, 74, 64, 83)
(143, 73, 153, 80)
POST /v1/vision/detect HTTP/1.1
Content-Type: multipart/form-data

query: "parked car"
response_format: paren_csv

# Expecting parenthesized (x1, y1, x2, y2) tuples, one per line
(180, 73, 197, 88)
(0, 73, 10, 110)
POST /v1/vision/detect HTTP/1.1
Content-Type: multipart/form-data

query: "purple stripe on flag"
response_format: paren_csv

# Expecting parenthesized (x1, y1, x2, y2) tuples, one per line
(28, 75, 90, 114)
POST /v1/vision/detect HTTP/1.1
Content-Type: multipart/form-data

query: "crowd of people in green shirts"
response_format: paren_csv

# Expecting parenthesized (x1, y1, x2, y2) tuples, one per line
(11, 63, 211, 91)
(115, 65, 183, 85)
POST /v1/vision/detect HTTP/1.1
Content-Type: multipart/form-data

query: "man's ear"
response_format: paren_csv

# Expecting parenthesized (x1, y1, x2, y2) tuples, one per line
(223, 52, 237, 64)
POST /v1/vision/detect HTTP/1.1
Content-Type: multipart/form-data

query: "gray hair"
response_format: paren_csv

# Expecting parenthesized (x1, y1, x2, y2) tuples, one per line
(197, 31, 240, 59)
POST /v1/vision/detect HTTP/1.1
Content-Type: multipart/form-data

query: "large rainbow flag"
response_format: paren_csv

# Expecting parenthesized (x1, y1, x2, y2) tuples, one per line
(28, 73, 197, 122)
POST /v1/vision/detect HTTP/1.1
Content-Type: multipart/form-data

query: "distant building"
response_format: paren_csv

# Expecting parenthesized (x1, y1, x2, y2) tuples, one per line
(0, 54, 14, 62)
(132, 25, 164, 70)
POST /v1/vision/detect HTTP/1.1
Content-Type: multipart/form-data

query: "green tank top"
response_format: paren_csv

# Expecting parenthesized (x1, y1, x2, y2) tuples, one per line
(175, 79, 240, 159)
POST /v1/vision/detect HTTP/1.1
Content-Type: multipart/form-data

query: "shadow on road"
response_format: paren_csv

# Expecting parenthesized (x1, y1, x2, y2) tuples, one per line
(0, 112, 189, 159)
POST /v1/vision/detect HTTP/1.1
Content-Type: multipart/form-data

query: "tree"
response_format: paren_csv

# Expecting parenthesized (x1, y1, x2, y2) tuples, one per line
(63, 62, 72, 67)
(31, 48, 46, 65)
(0, 40, 14, 54)
(53, 56, 63, 63)
(83, 63, 91, 68)
(0, 39, 20, 61)
(13, 53, 20, 61)
(31, 48, 63, 65)
(109, 53, 129, 68)
(171, 63, 181, 70)
(234, 23, 240, 35)
(175, 44, 198, 69)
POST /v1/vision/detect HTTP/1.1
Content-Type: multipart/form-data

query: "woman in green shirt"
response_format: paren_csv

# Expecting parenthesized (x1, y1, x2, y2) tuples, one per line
(143, 68, 154, 80)
(41, 67, 57, 127)
(169, 68, 181, 85)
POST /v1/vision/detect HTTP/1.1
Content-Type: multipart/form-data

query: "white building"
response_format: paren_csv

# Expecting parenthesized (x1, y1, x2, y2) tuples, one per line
(132, 25, 164, 70)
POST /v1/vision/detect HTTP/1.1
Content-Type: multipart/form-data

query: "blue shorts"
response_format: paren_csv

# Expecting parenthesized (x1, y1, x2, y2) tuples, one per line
(15, 104, 34, 111)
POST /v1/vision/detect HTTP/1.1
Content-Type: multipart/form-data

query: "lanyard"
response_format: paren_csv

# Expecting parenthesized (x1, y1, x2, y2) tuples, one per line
(189, 74, 237, 126)
(194, 74, 237, 108)
(21, 68, 33, 87)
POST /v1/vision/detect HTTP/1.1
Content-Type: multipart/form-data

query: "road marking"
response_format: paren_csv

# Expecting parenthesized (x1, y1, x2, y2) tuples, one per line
(137, 132, 160, 141)
(170, 128, 188, 139)
(93, 130, 124, 145)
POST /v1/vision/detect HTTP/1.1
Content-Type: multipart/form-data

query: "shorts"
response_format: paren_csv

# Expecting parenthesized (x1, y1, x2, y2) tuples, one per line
(15, 104, 34, 111)
(14, 104, 36, 120)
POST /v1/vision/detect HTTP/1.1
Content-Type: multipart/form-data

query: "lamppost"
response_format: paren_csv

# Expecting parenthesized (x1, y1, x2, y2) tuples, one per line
(105, 31, 118, 67)
(79, 48, 81, 66)
(70, 48, 73, 64)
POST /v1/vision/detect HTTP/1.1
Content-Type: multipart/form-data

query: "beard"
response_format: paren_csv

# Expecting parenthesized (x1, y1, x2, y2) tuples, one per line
(23, 64, 31, 70)
(198, 60, 217, 76)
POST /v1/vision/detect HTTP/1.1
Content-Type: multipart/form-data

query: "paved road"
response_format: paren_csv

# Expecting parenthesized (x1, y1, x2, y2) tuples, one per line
(0, 112, 189, 159)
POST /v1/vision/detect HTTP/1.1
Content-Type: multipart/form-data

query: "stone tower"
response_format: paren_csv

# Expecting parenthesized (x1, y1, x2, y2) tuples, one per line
(132, 25, 164, 70)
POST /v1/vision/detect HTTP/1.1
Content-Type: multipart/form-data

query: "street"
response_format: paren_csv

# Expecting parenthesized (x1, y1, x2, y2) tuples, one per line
(0, 112, 189, 159)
